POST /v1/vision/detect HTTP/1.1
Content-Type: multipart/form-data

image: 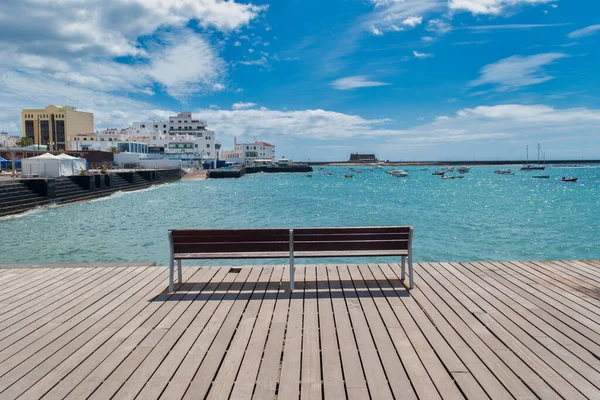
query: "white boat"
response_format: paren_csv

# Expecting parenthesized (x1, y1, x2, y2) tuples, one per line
(391, 170, 408, 177)
(444, 166, 455, 172)
(457, 166, 470, 173)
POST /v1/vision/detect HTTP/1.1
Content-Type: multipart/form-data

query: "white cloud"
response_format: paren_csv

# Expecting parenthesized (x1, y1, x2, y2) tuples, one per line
(426, 19, 453, 35)
(470, 53, 567, 91)
(449, 0, 555, 15)
(370, 26, 384, 36)
(413, 50, 433, 59)
(567, 25, 600, 39)
(466, 23, 569, 30)
(364, 1, 444, 35)
(402, 16, 423, 27)
(330, 76, 391, 90)
(234, 41, 241, 47)
(147, 32, 226, 99)
(232, 102, 257, 110)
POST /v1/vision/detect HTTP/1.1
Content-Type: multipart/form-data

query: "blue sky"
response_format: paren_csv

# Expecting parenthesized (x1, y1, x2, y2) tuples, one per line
(1, 0, 599, 161)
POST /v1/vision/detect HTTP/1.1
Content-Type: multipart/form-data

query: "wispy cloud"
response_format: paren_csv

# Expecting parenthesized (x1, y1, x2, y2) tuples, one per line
(413, 50, 433, 59)
(466, 23, 569, 31)
(567, 24, 600, 39)
(449, 0, 556, 15)
(232, 102, 257, 110)
(402, 16, 423, 28)
(470, 53, 568, 91)
(330, 75, 391, 90)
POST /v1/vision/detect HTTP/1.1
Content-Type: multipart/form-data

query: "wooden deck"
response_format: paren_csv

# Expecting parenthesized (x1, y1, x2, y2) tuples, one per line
(0, 260, 599, 399)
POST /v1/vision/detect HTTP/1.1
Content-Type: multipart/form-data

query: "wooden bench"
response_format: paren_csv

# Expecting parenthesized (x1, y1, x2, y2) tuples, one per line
(168, 226, 414, 292)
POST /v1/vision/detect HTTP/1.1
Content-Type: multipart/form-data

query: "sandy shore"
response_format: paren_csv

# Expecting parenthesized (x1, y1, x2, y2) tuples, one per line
(182, 169, 208, 180)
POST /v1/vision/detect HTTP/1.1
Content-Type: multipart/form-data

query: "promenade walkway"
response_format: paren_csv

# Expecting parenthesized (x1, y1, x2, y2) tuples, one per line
(0, 260, 599, 399)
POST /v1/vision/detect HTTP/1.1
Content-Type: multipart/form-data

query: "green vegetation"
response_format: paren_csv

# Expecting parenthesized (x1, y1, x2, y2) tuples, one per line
(15, 137, 33, 147)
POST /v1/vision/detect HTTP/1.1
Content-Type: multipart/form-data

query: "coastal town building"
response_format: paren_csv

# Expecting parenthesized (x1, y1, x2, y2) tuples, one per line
(221, 138, 275, 164)
(0, 132, 19, 148)
(21, 105, 94, 151)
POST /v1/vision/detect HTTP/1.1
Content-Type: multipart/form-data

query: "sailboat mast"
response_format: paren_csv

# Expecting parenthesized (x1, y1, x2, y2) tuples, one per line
(526, 145, 529, 164)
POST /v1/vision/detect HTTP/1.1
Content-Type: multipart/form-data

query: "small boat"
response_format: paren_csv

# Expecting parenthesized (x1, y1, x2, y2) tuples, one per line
(520, 144, 546, 171)
(306, 173, 313, 177)
(391, 170, 408, 177)
(444, 166, 455, 172)
(561, 177, 578, 182)
(494, 169, 514, 175)
(432, 171, 445, 176)
(442, 175, 464, 180)
(344, 174, 353, 178)
(532, 175, 549, 179)
(457, 166, 470, 173)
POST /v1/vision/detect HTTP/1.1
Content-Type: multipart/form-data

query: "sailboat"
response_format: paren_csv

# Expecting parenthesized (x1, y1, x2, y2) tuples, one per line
(520, 144, 545, 171)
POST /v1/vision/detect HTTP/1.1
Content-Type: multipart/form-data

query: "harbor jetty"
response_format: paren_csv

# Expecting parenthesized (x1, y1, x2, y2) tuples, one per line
(208, 161, 312, 178)
(0, 168, 183, 217)
(1, 260, 598, 399)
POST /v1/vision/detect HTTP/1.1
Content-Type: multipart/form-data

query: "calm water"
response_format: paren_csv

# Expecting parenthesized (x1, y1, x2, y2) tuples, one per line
(2, 166, 599, 266)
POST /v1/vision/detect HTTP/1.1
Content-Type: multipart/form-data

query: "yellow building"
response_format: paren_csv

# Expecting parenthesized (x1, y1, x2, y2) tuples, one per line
(21, 105, 94, 151)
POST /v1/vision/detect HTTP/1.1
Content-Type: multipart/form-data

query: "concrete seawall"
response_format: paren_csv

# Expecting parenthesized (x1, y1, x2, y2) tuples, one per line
(0, 168, 183, 218)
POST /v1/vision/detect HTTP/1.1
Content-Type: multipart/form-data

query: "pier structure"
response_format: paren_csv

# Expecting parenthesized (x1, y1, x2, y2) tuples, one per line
(0, 260, 599, 399)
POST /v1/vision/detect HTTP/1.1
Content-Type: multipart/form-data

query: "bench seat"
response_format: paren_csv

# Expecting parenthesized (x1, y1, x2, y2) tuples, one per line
(174, 250, 409, 259)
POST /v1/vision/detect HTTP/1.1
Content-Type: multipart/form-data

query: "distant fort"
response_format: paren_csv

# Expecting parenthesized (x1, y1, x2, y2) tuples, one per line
(348, 153, 377, 163)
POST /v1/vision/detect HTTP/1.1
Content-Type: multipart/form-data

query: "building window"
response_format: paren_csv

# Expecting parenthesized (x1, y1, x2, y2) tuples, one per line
(206, 144, 210, 148)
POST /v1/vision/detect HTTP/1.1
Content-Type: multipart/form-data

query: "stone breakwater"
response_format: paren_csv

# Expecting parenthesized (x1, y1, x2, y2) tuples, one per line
(0, 169, 183, 218)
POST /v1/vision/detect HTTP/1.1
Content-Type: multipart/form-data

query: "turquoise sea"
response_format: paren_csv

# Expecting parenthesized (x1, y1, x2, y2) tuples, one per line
(1, 166, 599, 266)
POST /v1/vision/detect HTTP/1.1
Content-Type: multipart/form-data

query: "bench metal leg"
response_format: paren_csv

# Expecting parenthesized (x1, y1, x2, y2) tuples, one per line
(177, 259, 182, 285)
(408, 252, 414, 290)
(169, 257, 174, 293)
(401, 256, 406, 281)
(289, 229, 295, 291)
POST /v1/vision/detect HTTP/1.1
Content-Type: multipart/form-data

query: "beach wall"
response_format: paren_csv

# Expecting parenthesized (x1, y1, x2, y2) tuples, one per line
(0, 168, 183, 217)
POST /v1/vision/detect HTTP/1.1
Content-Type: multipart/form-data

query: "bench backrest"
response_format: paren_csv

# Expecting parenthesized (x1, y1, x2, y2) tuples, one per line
(169, 226, 412, 254)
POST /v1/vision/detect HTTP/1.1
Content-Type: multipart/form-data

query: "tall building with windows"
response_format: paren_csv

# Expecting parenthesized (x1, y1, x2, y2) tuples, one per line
(21, 105, 94, 151)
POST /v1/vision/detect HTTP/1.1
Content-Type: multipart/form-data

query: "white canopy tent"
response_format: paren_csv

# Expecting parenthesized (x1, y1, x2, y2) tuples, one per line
(21, 153, 87, 177)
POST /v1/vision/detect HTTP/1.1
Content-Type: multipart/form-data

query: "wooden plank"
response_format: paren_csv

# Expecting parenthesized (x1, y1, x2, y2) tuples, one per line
(453, 262, 600, 370)
(113, 266, 252, 400)
(0, 266, 160, 399)
(0, 267, 66, 299)
(464, 261, 600, 354)
(0, 266, 118, 331)
(417, 262, 574, 400)
(0, 266, 126, 346)
(173, 233, 410, 243)
(251, 265, 295, 399)
(427, 262, 600, 399)
(300, 265, 322, 400)
(272, 267, 304, 400)
(373, 263, 489, 400)
(0, 266, 149, 379)
(346, 264, 417, 400)
(0, 267, 83, 313)
(325, 265, 369, 400)
(493, 262, 600, 341)
(403, 263, 536, 400)
(181, 267, 273, 399)
(336, 265, 394, 399)
(174, 239, 408, 254)
(175, 250, 407, 259)
(315, 265, 345, 400)
(229, 266, 290, 400)
(86, 267, 231, 400)
(361, 264, 462, 400)
(43, 267, 214, 400)
(206, 267, 284, 400)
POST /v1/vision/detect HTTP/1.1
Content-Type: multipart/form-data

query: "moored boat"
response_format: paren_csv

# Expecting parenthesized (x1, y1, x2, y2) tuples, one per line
(532, 175, 549, 179)
(561, 177, 578, 182)
(457, 166, 470, 173)
(494, 169, 514, 175)
(344, 174, 353, 178)
(432, 170, 445, 176)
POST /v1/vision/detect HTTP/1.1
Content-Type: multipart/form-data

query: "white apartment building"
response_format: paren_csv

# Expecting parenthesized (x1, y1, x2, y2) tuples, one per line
(1, 132, 19, 147)
(221, 138, 275, 164)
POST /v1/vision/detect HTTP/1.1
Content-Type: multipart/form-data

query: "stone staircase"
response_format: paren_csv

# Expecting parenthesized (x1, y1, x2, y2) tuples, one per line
(0, 182, 52, 217)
